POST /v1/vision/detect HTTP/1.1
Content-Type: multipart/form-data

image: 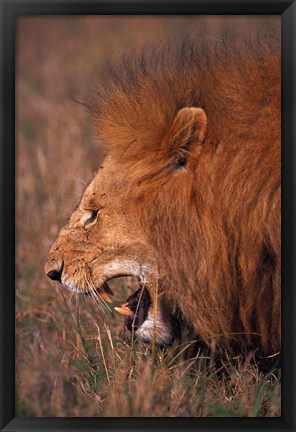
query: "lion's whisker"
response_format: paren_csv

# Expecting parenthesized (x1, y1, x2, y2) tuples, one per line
(84, 277, 105, 313)
(85, 276, 112, 313)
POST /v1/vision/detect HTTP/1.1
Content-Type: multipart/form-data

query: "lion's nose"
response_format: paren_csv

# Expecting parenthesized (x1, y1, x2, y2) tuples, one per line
(45, 260, 64, 282)
(47, 269, 62, 282)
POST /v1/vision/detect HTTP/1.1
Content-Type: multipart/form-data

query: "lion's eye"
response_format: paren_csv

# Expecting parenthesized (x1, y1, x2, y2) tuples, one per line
(89, 210, 98, 222)
(81, 210, 99, 227)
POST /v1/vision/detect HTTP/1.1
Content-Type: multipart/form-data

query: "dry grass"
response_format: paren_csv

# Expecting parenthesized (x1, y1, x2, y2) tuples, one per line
(15, 15, 281, 417)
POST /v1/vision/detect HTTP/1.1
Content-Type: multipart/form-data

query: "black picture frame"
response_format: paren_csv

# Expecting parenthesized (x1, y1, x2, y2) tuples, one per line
(0, 1, 295, 431)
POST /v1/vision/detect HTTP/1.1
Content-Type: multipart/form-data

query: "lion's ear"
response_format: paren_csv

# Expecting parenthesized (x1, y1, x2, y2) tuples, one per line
(164, 107, 207, 168)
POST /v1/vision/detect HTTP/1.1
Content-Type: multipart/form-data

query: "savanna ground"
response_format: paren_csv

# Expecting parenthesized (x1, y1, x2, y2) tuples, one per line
(16, 15, 281, 417)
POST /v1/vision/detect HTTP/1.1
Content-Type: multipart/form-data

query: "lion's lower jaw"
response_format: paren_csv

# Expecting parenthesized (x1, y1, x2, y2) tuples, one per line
(135, 310, 174, 346)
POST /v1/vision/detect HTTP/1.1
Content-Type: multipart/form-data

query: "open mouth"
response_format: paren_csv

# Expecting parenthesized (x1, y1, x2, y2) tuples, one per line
(86, 273, 142, 310)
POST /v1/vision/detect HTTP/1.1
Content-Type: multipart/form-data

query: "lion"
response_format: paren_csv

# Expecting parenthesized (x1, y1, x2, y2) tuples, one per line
(45, 27, 281, 355)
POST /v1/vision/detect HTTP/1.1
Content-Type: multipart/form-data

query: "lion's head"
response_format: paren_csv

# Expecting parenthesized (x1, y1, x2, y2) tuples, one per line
(45, 154, 158, 294)
(45, 30, 281, 353)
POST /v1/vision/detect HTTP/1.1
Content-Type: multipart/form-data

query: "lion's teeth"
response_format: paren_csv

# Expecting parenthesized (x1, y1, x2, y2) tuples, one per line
(103, 282, 114, 295)
(114, 306, 133, 317)
(100, 292, 113, 303)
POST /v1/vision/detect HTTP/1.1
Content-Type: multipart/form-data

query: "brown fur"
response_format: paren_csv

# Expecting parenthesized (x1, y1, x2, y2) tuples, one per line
(46, 26, 281, 354)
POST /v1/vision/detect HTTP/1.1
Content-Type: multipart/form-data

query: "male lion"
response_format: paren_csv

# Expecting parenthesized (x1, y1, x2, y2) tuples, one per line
(45, 29, 281, 355)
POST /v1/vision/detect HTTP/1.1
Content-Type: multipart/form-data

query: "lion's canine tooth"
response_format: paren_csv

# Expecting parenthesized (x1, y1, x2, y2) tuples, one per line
(114, 306, 133, 317)
(100, 292, 113, 303)
(103, 282, 114, 295)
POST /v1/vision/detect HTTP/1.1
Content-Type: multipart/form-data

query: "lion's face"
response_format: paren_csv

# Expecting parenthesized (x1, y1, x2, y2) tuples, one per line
(45, 155, 158, 297)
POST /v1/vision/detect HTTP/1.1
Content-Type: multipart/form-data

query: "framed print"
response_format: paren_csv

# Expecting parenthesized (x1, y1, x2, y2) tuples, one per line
(0, 1, 295, 431)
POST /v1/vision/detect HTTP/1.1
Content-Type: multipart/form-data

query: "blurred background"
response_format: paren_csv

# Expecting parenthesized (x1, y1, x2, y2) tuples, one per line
(16, 15, 280, 417)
